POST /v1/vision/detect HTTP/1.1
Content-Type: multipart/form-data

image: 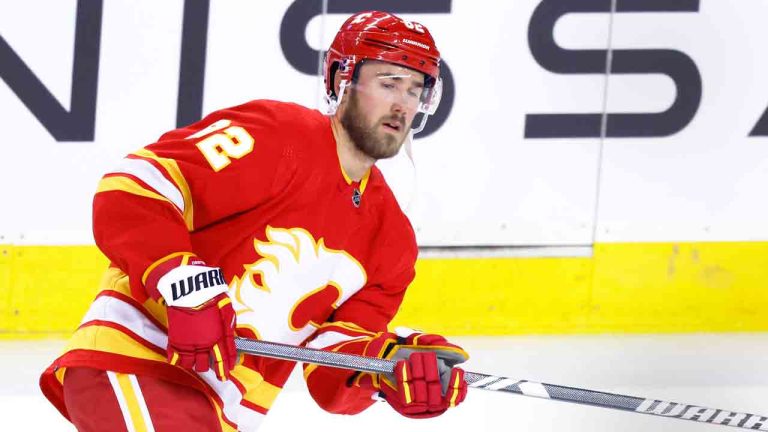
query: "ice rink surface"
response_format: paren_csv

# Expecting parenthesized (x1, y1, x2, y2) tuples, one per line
(3, 334, 768, 431)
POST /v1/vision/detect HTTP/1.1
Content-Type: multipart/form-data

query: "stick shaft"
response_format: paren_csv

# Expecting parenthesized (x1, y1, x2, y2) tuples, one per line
(235, 337, 396, 374)
(234, 337, 768, 430)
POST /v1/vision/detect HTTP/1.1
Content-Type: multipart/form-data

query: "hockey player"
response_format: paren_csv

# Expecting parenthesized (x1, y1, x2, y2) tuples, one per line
(40, 10, 469, 431)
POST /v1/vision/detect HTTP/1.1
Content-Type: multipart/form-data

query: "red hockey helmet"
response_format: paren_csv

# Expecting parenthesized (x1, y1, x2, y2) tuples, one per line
(324, 11, 443, 125)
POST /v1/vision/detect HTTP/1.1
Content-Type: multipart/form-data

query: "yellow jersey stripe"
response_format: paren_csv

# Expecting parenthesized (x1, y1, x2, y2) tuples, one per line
(132, 148, 195, 230)
(54, 367, 66, 386)
(211, 401, 238, 432)
(336, 152, 371, 194)
(401, 365, 412, 404)
(100, 267, 168, 328)
(213, 344, 226, 379)
(359, 169, 371, 194)
(127, 374, 156, 432)
(449, 373, 461, 407)
(232, 366, 282, 410)
(141, 252, 196, 285)
(316, 321, 375, 335)
(106, 371, 138, 432)
(66, 325, 166, 362)
(115, 373, 151, 432)
(97, 176, 174, 207)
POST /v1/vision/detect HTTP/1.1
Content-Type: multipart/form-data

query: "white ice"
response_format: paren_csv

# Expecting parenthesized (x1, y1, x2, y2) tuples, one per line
(3, 334, 767, 431)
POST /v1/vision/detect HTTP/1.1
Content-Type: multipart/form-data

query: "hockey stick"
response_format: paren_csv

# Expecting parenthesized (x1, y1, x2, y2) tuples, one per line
(234, 337, 768, 430)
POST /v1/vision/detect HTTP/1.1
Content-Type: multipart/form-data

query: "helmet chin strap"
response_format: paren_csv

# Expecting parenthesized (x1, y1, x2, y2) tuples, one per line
(411, 113, 430, 135)
(325, 80, 350, 115)
(400, 129, 418, 213)
(404, 130, 415, 163)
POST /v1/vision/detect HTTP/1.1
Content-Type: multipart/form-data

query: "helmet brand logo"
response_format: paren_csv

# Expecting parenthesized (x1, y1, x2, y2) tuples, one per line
(402, 38, 430, 51)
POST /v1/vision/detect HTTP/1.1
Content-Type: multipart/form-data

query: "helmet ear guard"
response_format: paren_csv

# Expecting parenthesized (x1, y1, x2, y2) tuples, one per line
(326, 60, 341, 100)
(324, 56, 364, 114)
(324, 58, 345, 114)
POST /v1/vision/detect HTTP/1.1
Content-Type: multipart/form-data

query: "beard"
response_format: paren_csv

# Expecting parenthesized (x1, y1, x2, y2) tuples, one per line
(340, 88, 409, 160)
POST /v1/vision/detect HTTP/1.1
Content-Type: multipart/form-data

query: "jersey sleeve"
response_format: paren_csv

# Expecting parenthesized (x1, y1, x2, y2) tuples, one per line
(93, 101, 298, 301)
(302, 209, 418, 414)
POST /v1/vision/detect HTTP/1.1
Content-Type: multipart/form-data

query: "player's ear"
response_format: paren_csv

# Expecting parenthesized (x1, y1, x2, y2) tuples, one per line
(332, 65, 339, 92)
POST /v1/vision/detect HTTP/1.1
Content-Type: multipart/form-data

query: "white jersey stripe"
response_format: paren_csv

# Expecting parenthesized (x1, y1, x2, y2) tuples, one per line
(235, 407, 266, 431)
(112, 157, 185, 212)
(80, 295, 168, 349)
(107, 371, 137, 432)
(197, 369, 246, 428)
(128, 375, 156, 432)
(306, 331, 365, 350)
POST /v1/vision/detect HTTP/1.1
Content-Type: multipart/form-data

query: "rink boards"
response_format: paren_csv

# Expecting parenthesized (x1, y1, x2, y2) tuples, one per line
(2, 241, 768, 336)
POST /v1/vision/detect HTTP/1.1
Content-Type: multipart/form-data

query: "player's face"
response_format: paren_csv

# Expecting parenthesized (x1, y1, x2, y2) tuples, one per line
(340, 61, 425, 160)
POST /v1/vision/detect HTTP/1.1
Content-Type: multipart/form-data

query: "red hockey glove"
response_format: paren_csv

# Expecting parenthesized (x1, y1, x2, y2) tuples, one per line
(149, 263, 237, 381)
(356, 328, 469, 418)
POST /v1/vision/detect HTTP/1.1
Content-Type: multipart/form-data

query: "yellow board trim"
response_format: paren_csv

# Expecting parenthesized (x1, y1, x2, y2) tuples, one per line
(0, 245, 108, 337)
(393, 241, 768, 334)
(4, 242, 768, 336)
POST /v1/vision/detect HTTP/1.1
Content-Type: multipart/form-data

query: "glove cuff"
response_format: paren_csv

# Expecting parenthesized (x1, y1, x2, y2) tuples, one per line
(143, 252, 203, 297)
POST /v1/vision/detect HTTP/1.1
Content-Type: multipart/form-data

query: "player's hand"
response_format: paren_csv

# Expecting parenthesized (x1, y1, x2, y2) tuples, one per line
(165, 292, 237, 380)
(149, 263, 237, 381)
(356, 328, 469, 418)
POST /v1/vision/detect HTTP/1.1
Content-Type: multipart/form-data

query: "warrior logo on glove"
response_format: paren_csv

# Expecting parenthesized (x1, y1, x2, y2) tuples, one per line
(169, 268, 226, 301)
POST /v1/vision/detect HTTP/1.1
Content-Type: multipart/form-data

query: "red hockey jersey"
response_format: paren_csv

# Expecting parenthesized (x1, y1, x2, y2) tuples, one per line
(40, 100, 418, 431)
